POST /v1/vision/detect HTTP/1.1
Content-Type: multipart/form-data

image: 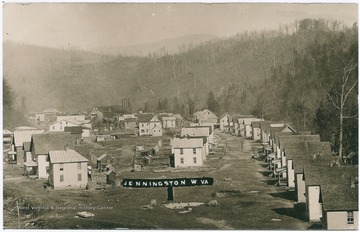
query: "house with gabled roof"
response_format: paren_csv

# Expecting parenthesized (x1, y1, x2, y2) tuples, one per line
(303, 165, 358, 223)
(13, 127, 44, 165)
(138, 114, 163, 136)
(193, 109, 218, 126)
(171, 137, 206, 167)
(251, 121, 262, 141)
(124, 117, 137, 130)
(219, 113, 229, 132)
(285, 141, 332, 188)
(30, 132, 78, 178)
(321, 181, 358, 230)
(275, 134, 321, 177)
(49, 118, 82, 132)
(48, 148, 88, 189)
(237, 115, 260, 138)
(160, 116, 176, 129)
(292, 154, 337, 203)
(97, 154, 112, 171)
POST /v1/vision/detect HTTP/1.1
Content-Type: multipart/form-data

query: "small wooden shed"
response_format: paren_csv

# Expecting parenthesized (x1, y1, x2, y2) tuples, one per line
(106, 169, 116, 185)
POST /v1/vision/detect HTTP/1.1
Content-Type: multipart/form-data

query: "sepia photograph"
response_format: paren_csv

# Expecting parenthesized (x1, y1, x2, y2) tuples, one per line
(2, 1, 358, 230)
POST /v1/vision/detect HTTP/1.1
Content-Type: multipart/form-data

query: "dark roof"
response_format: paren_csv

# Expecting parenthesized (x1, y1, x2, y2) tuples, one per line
(64, 126, 82, 134)
(251, 121, 261, 128)
(137, 114, 154, 123)
(293, 155, 337, 174)
(230, 114, 243, 123)
(321, 183, 358, 211)
(31, 133, 78, 156)
(278, 134, 321, 149)
(304, 165, 358, 186)
(23, 142, 31, 151)
(124, 118, 137, 122)
(219, 113, 229, 119)
(285, 142, 332, 159)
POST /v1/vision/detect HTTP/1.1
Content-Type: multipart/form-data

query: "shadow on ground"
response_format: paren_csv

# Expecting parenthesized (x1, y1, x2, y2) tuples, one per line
(257, 170, 273, 177)
(307, 223, 323, 230)
(261, 179, 278, 186)
(269, 191, 294, 201)
(259, 163, 270, 168)
(272, 203, 307, 222)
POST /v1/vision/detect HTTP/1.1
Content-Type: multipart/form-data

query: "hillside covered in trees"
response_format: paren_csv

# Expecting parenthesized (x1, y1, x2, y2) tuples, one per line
(4, 18, 358, 156)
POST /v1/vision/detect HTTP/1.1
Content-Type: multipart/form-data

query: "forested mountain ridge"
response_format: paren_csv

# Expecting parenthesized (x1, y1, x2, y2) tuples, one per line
(4, 19, 358, 155)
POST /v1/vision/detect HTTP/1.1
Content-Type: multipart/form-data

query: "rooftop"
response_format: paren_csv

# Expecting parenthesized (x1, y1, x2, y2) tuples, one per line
(97, 154, 108, 161)
(285, 141, 332, 159)
(137, 114, 155, 123)
(49, 149, 88, 163)
(31, 133, 78, 155)
(293, 155, 338, 174)
(304, 165, 358, 186)
(277, 134, 321, 148)
(171, 137, 204, 148)
(181, 127, 211, 137)
(321, 183, 358, 211)
(14, 129, 44, 147)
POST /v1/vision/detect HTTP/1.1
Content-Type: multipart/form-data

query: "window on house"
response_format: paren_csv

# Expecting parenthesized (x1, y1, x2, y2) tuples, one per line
(347, 211, 354, 224)
(46, 167, 49, 174)
(78, 174, 82, 181)
(60, 175, 64, 182)
(193, 157, 197, 164)
(180, 148, 183, 155)
(193, 148, 196, 154)
(180, 158, 184, 164)
(59, 163, 64, 171)
(60, 126, 62, 130)
(77, 163, 82, 170)
(52, 126, 55, 130)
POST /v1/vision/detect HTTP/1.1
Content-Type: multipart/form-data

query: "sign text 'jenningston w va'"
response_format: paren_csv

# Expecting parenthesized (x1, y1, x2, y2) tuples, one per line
(122, 177, 214, 188)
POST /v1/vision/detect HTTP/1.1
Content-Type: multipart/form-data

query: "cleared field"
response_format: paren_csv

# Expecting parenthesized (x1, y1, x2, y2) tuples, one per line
(3, 131, 313, 229)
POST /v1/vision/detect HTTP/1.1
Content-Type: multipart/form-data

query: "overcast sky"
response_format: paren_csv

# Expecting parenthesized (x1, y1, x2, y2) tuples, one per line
(3, 3, 358, 50)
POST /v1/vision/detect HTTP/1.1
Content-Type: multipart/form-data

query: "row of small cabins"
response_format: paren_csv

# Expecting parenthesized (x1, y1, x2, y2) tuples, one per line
(229, 117, 358, 230)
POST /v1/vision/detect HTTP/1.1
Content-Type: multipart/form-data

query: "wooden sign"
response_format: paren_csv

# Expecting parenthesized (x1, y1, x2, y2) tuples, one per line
(122, 177, 214, 188)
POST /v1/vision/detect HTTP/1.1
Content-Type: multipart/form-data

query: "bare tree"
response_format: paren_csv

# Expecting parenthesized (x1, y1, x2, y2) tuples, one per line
(324, 59, 358, 161)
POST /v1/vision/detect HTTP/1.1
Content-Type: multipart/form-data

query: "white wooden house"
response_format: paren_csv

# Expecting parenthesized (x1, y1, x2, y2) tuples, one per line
(219, 113, 229, 132)
(161, 116, 176, 128)
(193, 109, 218, 126)
(171, 137, 206, 168)
(138, 114, 163, 136)
(48, 149, 88, 189)
(13, 127, 44, 165)
(303, 166, 358, 223)
(321, 183, 358, 230)
(30, 133, 78, 178)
